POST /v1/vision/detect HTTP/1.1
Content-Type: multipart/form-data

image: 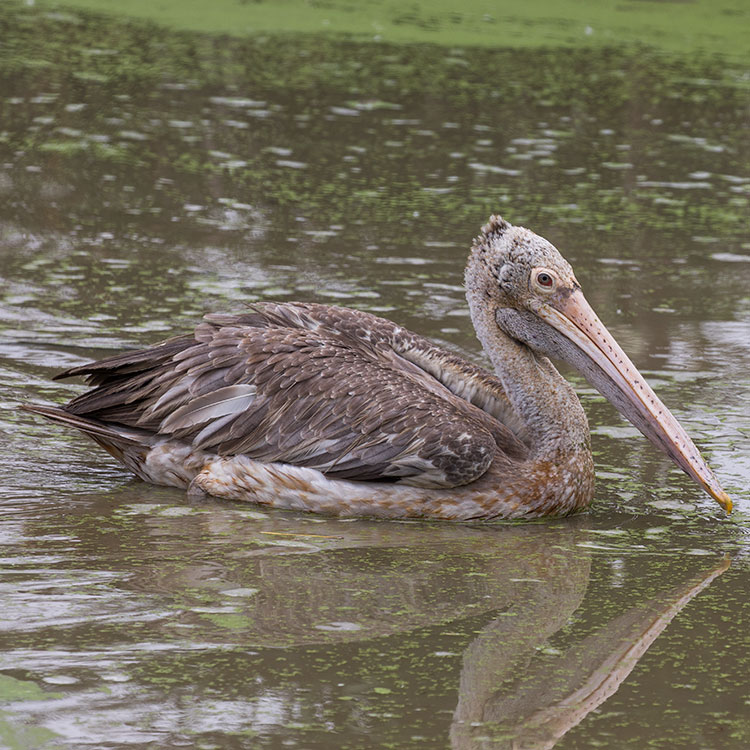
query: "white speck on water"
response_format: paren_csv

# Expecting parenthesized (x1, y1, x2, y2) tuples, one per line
(43, 675, 79, 685)
(711, 252, 750, 263)
(468, 162, 521, 176)
(314, 621, 362, 632)
(330, 106, 360, 117)
(210, 96, 266, 108)
(220, 588, 259, 598)
(100, 672, 131, 683)
(158, 506, 195, 517)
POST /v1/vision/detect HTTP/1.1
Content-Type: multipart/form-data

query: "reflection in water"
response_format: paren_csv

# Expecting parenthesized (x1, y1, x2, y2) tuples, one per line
(0, 505, 591, 746)
(452, 558, 729, 749)
(0, 496, 731, 748)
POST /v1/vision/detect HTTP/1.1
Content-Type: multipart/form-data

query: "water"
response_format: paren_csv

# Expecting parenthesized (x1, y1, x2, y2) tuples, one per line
(1, 4, 749, 748)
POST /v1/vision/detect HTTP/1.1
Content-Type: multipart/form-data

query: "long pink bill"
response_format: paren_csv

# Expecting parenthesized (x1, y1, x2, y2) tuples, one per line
(539, 289, 731, 513)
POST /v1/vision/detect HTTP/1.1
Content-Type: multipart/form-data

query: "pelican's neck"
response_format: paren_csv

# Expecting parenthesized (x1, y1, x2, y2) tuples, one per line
(465, 273, 590, 461)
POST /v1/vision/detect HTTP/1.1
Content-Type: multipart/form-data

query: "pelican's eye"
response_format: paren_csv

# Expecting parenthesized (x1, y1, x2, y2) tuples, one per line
(533, 269, 556, 291)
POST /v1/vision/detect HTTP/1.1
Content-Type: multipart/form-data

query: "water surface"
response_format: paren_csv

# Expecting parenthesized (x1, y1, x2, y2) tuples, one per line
(1, 4, 749, 748)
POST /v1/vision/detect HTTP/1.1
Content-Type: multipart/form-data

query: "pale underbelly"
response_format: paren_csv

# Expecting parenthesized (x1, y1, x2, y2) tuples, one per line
(136, 440, 594, 520)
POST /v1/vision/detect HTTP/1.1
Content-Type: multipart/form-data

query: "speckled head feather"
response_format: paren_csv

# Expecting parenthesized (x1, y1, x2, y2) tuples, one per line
(467, 215, 580, 311)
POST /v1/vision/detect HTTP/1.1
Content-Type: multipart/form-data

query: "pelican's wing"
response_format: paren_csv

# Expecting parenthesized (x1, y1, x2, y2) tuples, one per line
(207, 302, 530, 441)
(59, 303, 527, 488)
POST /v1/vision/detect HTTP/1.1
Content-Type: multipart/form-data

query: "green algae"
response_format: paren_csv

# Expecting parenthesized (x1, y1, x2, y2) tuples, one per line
(22, 0, 750, 61)
(0, 673, 60, 702)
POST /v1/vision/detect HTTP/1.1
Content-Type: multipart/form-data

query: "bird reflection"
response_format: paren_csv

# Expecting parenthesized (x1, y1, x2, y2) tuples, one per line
(451, 556, 729, 749)
(4, 491, 730, 747)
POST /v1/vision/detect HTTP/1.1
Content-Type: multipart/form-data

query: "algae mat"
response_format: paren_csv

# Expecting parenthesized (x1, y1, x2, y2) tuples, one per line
(28, 0, 750, 59)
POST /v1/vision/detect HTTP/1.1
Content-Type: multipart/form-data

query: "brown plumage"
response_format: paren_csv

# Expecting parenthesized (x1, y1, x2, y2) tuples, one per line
(23, 216, 731, 519)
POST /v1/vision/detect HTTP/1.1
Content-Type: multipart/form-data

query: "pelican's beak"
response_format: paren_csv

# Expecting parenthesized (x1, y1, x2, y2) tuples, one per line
(538, 288, 732, 514)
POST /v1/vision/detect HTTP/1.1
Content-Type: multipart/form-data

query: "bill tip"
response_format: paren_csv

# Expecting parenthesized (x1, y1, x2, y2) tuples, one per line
(713, 489, 732, 514)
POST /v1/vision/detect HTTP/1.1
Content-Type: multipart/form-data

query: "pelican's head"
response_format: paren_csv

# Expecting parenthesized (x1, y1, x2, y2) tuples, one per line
(467, 215, 581, 311)
(466, 215, 731, 514)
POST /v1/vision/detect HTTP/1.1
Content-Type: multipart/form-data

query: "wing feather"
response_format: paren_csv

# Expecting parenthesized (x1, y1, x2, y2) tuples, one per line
(59, 302, 529, 488)
(160, 384, 257, 433)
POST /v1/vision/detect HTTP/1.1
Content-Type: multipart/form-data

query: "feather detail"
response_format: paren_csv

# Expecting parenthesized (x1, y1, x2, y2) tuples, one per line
(160, 384, 257, 433)
(50, 302, 528, 488)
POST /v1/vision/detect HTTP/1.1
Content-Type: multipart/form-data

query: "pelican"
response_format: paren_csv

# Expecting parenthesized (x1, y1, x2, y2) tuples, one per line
(23, 216, 731, 519)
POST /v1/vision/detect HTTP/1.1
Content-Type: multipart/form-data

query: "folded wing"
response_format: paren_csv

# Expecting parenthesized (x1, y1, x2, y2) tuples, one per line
(59, 303, 527, 488)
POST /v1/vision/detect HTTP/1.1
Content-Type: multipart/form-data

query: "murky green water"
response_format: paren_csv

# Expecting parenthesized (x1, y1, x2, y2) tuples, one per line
(1, 3, 749, 748)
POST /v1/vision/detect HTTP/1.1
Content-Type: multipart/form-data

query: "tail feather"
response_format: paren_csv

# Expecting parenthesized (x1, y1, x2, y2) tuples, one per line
(23, 403, 208, 490)
(22, 403, 153, 446)
(21, 403, 158, 479)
